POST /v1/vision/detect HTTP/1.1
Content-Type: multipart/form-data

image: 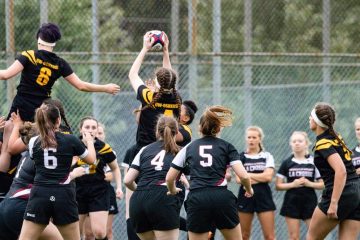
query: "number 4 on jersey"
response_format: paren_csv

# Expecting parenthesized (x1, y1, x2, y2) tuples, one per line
(151, 150, 166, 171)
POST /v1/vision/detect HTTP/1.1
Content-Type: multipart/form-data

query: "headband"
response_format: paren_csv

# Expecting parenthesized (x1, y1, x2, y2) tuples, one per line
(311, 109, 328, 128)
(38, 37, 56, 47)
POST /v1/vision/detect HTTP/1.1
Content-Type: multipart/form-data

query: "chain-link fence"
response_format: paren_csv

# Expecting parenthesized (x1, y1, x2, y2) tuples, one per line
(2, 0, 360, 239)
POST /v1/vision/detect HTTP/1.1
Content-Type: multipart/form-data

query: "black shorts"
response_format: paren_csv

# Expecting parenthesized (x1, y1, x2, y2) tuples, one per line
(186, 187, 239, 233)
(0, 197, 27, 240)
(238, 183, 276, 213)
(280, 190, 317, 220)
(108, 184, 119, 215)
(24, 185, 78, 225)
(0, 172, 13, 202)
(318, 180, 360, 221)
(76, 182, 110, 214)
(130, 187, 180, 233)
(7, 94, 49, 122)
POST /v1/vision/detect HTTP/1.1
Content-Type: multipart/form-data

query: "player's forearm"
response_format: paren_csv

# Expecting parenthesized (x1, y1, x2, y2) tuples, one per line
(162, 50, 172, 69)
(331, 170, 346, 204)
(129, 49, 147, 81)
(306, 180, 325, 190)
(249, 172, 273, 183)
(79, 82, 107, 93)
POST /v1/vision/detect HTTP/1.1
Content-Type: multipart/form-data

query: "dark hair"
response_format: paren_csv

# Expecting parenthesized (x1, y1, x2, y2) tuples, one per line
(143, 68, 182, 119)
(314, 102, 352, 154)
(156, 116, 179, 154)
(43, 99, 71, 131)
(35, 104, 60, 149)
(19, 122, 38, 145)
(79, 116, 98, 129)
(199, 105, 233, 136)
(182, 100, 198, 125)
(36, 23, 61, 43)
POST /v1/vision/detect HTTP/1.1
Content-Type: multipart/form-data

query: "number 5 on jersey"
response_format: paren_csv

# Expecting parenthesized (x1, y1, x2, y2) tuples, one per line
(200, 145, 213, 167)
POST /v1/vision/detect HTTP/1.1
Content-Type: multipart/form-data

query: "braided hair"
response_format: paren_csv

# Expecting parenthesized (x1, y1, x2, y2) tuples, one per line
(143, 68, 182, 119)
(314, 102, 352, 154)
(43, 99, 71, 131)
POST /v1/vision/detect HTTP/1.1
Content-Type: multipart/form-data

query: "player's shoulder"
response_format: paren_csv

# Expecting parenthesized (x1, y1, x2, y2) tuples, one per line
(95, 139, 113, 154)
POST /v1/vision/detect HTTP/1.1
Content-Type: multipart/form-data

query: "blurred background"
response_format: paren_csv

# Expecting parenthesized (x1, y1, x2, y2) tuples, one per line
(1, 0, 360, 239)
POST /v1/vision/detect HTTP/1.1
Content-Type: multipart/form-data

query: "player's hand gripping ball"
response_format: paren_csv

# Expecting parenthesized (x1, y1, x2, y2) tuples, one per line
(149, 30, 165, 51)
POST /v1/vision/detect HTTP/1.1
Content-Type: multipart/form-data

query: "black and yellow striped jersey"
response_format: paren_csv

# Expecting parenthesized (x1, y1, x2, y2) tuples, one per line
(313, 130, 358, 188)
(136, 85, 181, 146)
(16, 49, 73, 98)
(178, 124, 192, 147)
(75, 138, 116, 185)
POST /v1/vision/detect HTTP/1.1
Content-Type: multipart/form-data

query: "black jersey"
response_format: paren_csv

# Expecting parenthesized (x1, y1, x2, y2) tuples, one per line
(16, 50, 73, 98)
(240, 151, 275, 173)
(313, 130, 358, 188)
(29, 132, 88, 186)
(7, 152, 34, 199)
(75, 138, 116, 185)
(351, 146, 360, 170)
(136, 85, 181, 146)
(277, 155, 321, 195)
(171, 136, 242, 190)
(178, 124, 192, 147)
(131, 141, 176, 190)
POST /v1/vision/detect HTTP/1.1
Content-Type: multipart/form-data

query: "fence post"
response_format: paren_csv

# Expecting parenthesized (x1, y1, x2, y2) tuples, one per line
(5, 0, 15, 107)
(322, 0, 331, 102)
(244, 0, 253, 127)
(213, 0, 221, 105)
(188, 0, 198, 102)
(92, 0, 100, 118)
(39, 0, 48, 25)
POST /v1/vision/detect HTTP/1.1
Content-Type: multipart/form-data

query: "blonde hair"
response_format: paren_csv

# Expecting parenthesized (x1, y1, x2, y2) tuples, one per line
(355, 117, 360, 127)
(246, 126, 264, 151)
(199, 105, 233, 136)
(289, 131, 311, 155)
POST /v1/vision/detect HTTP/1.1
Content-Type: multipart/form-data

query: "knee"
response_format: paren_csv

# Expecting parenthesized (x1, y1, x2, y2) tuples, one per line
(289, 232, 299, 240)
(92, 227, 107, 239)
(263, 233, 276, 240)
(242, 232, 250, 240)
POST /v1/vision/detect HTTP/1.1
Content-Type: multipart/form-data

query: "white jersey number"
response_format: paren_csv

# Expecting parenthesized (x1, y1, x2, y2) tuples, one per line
(151, 150, 166, 171)
(44, 148, 58, 169)
(199, 145, 213, 167)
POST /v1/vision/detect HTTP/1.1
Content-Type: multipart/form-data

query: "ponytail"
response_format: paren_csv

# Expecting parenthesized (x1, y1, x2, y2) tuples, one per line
(156, 116, 179, 154)
(35, 104, 60, 149)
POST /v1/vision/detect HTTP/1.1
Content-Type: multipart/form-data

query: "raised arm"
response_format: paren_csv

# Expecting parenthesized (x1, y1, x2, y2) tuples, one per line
(8, 112, 27, 155)
(65, 73, 120, 95)
(0, 60, 24, 80)
(162, 32, 172, 69)
(81, 132, 96, 165)
(128, 32, 153, 92)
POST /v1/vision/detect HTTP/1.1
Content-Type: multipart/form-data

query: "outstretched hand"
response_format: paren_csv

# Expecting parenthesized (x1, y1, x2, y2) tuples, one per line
(143, 32, 154, 51)
(10, 111, 23, 127)
(105, 83, 120, 95)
